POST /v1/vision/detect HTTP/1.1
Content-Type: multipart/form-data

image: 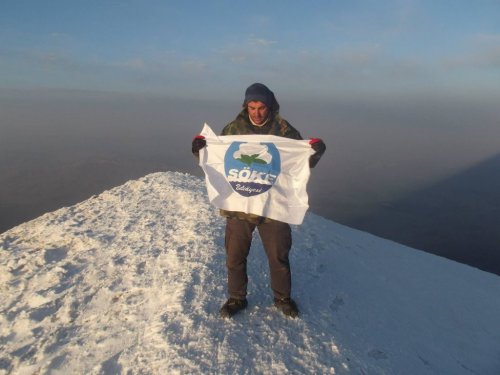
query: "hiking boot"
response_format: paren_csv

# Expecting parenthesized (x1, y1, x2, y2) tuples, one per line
(220, 298, 248, 318)
(274, 297, 299, 318)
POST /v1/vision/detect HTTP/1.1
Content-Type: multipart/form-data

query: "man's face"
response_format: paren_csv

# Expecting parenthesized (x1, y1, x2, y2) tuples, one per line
(247, 101, 269, 125)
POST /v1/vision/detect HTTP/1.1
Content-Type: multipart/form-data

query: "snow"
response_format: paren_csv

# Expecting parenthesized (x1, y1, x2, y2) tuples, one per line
(1, 171, 500, 374)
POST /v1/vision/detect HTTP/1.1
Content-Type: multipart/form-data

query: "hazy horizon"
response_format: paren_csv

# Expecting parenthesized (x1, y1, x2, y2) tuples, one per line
(2, 88, 500, 275)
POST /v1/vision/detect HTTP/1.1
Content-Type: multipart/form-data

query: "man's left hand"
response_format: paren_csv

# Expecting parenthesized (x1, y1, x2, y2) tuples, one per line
(309, 138, 326, 168)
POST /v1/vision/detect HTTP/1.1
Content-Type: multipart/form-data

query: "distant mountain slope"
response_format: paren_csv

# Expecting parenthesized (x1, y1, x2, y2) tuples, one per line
(351, 153, 500, 275)
(1, 172, 499, 374)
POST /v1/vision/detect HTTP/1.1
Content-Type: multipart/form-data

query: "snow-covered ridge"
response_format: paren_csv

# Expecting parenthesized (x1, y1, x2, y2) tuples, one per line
(1, 171, 499, 374)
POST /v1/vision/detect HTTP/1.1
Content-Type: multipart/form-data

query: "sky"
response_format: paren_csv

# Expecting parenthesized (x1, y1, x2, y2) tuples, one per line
(1, 0, 500, 100)
(1, 1, 500, 272)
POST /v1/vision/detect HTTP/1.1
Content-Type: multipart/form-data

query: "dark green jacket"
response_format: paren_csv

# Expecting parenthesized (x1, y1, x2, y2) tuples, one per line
(222, 109, 303, 140)
(220, 108, 303, 224)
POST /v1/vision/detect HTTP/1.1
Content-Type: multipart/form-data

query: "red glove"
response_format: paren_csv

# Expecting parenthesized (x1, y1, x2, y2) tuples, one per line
(309, 138, 322, 145)
(192, 135, 206, 155)
(308, 138, 326, 168)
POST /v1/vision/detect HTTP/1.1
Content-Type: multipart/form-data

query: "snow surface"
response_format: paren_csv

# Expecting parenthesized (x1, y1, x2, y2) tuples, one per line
(1, 171, 500, 375)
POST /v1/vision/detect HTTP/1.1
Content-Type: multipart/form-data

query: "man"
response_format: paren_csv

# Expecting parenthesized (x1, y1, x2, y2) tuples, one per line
(192, 83, 325, 318)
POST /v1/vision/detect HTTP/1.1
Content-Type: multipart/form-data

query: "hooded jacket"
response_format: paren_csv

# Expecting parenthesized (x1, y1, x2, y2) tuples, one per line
(220, 101, 303, 224)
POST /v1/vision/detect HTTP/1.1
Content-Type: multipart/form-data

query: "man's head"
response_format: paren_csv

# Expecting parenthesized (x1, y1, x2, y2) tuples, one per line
(243, 83, 276, 126)
(246, 100, 269, 125)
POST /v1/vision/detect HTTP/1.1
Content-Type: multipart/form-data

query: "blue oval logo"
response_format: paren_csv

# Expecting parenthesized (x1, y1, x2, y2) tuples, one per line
(224, 142, 281, 197)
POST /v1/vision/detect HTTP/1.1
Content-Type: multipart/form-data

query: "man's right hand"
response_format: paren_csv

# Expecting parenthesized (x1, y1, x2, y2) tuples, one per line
(192, 135, 206, 155)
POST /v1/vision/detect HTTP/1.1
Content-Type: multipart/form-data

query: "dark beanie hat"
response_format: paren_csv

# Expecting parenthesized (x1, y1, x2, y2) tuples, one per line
(244, 83, 275, 108)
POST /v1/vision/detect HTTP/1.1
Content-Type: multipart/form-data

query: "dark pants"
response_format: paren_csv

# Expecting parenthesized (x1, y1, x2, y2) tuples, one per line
(225, 218, 292, 300)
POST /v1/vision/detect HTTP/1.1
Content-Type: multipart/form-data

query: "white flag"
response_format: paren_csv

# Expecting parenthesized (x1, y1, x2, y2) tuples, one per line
(199, 123, 314, 225)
